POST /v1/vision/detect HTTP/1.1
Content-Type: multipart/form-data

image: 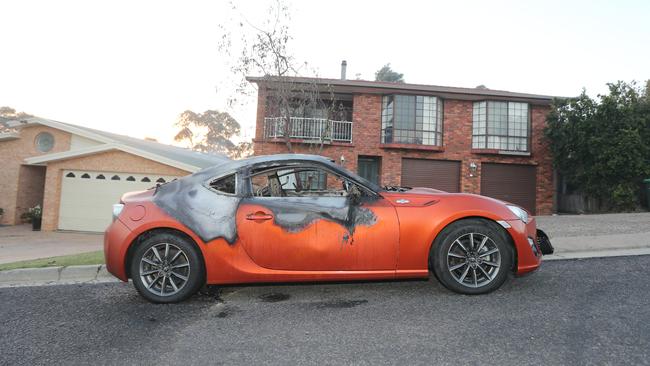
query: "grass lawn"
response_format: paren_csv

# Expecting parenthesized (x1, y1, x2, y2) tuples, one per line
(0, 251, 105, 271)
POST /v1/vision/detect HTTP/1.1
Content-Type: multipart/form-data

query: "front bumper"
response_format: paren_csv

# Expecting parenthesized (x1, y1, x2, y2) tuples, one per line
(505, 217, 553, 275)
(536, 229, 554, 255)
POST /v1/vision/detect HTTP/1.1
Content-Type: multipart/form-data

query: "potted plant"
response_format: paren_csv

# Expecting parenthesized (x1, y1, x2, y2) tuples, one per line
(21, 205, 42, 231)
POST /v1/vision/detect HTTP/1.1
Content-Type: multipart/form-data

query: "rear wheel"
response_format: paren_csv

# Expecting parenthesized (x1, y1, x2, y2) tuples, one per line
(431, 219, 512, 295)
(130, 233, 204, 303)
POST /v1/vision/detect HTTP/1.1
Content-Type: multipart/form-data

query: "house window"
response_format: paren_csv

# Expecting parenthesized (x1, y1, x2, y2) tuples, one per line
(35, 132, 55, 153)
(295, 170, 327, 190)
(381, 95, 442, 146)
(472, 101, 529, 152)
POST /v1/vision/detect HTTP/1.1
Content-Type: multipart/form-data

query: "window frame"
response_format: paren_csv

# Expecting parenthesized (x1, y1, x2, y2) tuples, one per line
(381, 94, 444, 147)
(472, 101, 531, 153)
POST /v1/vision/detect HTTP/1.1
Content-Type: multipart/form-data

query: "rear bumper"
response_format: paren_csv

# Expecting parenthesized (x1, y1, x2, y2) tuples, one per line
(104, 218, 132, 282)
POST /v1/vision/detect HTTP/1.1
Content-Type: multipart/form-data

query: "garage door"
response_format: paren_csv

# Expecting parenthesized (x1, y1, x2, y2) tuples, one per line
(481, 163, 536, 213)
(401, 158, 460, 192)
(58, 170, 180, 232)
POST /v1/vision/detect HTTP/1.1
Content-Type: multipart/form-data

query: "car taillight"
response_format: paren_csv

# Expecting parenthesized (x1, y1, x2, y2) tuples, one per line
(112, 204, 124, 222)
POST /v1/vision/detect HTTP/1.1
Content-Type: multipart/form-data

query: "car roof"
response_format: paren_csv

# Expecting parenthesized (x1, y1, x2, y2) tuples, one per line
(198, 154, 381, 192)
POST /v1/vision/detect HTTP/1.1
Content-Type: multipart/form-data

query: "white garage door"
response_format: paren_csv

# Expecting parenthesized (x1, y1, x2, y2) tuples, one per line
(58, 170, 180, 232)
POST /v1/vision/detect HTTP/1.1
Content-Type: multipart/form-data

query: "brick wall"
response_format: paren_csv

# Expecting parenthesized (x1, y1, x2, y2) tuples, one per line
(41, 150, 190, 231)
(0, 126, 71, 225)
(15, 165, 47, 222)
(253, 92, 554, 215)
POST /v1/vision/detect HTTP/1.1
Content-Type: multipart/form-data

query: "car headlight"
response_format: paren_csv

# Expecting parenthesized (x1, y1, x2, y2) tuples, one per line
(112, 204, 124, 222)
(507, 204, 529, 224)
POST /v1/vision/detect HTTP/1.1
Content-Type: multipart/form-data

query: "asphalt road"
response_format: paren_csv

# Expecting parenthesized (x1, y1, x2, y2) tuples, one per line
(1, 256, 649, 366)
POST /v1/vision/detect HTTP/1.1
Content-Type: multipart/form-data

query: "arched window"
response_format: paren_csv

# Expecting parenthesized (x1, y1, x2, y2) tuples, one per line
(141, 177, 151, 182)
(81, 173, 91, 179)
(65, 172, 76, 178)
(96, 174, 106, 180)
(126, 176, 136, 181)
(156, 178, 166, 183)
(111, 175, 121, 181)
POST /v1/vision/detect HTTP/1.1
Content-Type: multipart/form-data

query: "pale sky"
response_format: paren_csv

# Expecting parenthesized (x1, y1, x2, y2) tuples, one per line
(1, 0, 648, 146)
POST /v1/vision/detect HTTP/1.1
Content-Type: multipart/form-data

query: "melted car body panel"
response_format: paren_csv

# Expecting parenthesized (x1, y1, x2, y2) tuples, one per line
(151, 154, 382, 244)
(240, 196, 377, 234)
(152, 169, 240, 244)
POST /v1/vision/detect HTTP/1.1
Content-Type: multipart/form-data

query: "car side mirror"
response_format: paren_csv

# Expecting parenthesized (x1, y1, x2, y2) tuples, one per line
(349, 185, 362, 205)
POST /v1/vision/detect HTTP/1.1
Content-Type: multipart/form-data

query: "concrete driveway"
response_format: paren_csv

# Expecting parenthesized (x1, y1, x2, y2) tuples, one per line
(536, 212, 650, 254)
(0, 225, 103, 264)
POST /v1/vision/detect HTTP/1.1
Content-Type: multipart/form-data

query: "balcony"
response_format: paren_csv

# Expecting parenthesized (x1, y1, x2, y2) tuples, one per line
(264, 117, 353, 143)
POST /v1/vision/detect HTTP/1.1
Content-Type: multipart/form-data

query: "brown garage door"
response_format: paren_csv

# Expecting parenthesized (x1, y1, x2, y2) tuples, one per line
(401, 158, 460, 192)
(481, 163, 536, 213)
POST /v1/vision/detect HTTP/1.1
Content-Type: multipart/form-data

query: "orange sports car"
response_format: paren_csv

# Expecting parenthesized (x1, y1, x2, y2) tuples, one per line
(104, 154, 553, 303)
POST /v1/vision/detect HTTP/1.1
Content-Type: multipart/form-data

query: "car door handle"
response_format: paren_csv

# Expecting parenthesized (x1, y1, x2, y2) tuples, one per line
(246, 212, 273, 221)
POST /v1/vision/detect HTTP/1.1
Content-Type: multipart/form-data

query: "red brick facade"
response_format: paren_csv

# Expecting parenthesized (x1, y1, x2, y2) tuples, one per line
(253, 89, 554, 215)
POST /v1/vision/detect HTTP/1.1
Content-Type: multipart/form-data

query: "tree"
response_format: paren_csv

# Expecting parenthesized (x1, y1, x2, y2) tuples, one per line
(229, 141, 253, 159)
(374, 63, 404, 83)
(0, 107, 32, 132)
(218, 0, 339, 153)
(545, 81, 650, 211)
(174, 109, 251, 159)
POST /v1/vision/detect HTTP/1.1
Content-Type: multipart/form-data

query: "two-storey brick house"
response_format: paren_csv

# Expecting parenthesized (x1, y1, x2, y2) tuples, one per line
(249, 75, 556, 215)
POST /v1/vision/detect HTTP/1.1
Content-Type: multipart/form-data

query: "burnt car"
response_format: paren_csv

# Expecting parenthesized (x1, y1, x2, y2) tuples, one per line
(104, 154, 553, 303)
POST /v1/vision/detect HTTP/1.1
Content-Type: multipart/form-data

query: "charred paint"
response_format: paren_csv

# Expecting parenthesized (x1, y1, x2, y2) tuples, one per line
(241, 196, 377, 235)
(151, 154, 382, 244)
(153, 168, 240, 244)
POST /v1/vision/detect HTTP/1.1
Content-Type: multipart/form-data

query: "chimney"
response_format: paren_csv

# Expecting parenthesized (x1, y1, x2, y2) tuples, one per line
(340, 60, 347, 80)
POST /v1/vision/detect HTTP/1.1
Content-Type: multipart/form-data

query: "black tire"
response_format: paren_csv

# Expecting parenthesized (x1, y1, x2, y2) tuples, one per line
(430, 219, 512, 295)
(130, 232, 205, 303)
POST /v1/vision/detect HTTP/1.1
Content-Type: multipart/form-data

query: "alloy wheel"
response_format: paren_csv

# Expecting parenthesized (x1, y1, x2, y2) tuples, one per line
(447, 232, 501, 288)
(139, 243, 191, 297)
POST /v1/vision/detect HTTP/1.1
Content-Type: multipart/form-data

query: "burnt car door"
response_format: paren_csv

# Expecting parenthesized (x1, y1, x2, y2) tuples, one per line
(235, 163, 399, 271)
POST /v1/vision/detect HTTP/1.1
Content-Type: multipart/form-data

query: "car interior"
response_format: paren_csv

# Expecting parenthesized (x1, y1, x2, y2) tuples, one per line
(250, 165, 362, 198)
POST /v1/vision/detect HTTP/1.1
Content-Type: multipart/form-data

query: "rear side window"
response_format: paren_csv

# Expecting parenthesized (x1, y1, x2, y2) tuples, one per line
(209, 174, 236, 194)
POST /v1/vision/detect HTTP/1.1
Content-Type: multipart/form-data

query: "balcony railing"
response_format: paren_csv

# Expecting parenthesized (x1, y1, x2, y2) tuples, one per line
(264, 117, 353, 143)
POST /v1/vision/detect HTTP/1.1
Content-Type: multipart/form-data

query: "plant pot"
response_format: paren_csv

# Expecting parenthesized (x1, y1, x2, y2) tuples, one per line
(32, 217, 42, 231)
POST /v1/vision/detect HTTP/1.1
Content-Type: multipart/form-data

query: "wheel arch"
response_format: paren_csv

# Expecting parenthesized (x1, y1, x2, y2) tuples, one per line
(124, 227, 207, 279)
(427, 216, 518, 272)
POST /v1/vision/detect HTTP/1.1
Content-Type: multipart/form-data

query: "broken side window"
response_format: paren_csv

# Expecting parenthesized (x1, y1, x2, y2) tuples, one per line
(250, 165, 352, 198)
(209, 174, 236, 194)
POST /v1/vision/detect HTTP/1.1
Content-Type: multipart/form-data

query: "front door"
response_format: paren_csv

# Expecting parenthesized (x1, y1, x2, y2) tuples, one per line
(235, 164, 399, 271)
(358, 156, 381, 185)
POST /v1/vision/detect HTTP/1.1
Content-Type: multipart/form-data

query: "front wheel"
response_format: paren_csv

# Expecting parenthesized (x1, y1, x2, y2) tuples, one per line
(431, 219, 512, 295)
(130, 233, 205, 303)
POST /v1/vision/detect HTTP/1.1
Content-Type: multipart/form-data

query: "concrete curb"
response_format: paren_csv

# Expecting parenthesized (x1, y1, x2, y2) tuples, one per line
(544, 247, 650, 261)
(0, 264, 120, 288)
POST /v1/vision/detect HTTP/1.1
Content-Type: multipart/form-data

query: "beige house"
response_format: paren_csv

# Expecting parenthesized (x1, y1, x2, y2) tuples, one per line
(0, 117, 226, 232)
